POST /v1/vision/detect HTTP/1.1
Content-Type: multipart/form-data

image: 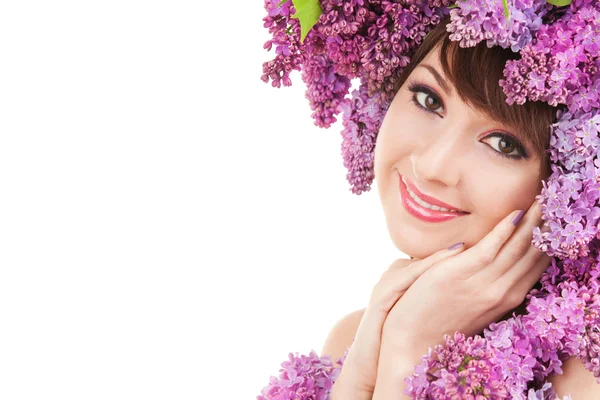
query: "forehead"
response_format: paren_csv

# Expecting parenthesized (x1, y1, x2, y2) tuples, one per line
(413, 45, 456, 93)
(421, 45, 445, 69)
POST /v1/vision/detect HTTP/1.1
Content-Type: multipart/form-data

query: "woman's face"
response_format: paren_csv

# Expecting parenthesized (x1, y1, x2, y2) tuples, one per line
(374, 46, 544, 259)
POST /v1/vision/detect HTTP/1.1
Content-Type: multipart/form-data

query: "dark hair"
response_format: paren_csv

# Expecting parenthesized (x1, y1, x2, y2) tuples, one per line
(393, 17, 565, 183)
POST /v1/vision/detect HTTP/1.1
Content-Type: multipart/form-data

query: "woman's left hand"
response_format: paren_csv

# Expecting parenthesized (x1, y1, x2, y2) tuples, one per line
(379, 199, 551, 368)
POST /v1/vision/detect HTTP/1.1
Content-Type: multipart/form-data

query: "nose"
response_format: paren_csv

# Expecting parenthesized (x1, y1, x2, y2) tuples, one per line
(409, 132, 461, 188)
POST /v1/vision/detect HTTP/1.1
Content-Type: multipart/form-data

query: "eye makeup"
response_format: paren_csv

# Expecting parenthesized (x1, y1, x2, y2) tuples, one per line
(406, 79, 530, 161)
(482, 133, 530, 161)
(407, 82, 444, 117)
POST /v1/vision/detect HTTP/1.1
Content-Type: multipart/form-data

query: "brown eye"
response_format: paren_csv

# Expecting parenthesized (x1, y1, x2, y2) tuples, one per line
(483, 134, 527, 160)
(424, 95, 442, 111)
(498, 137, 516, 154)
(415, 91, 444, 113)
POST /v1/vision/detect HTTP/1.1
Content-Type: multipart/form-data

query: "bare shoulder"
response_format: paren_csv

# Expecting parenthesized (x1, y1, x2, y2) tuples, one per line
(547, 356, 600, 399)
(321, 308, 367, 364)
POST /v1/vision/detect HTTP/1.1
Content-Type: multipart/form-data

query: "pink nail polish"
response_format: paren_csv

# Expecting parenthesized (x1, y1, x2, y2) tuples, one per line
(448, 242, 464, 250)
(512, 210, 525, 226)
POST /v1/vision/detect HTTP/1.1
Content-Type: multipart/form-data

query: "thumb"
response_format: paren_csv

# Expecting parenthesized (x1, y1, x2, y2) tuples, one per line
(408, 243, 464, 277)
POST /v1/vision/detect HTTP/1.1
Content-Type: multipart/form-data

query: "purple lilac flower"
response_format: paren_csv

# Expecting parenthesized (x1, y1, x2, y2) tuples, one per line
(301, 53, 352, 128)
(316, 0, 374, 79)
(259, 2, 600, 398)
(339, 85, 390, 194)
(499, 4, 600, 112)
(261, 0, 305, 89)
(361, 0, 452, 102)
(405, 332, 508, 399)
(485, 318, 538, 398)
(526, 382, 572, 400)
(446, 0, 549, 52)
(257, 350, 341, 400)
(533, 109, 600, 260)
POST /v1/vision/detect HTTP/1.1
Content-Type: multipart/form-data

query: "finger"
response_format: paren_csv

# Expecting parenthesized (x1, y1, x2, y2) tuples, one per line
(385, 258, 414, 271)
(373, 245, 465, 313)
(491, 215, 550, 287)
(494, 247, 552, 307)
(450, 208, 526, 278)
(483, 251, 548, 322)
(487, 200, 543, 278)
(404, 242, 466, 280)
(473, 200, 543, 283)
(512, 253, 551, 298)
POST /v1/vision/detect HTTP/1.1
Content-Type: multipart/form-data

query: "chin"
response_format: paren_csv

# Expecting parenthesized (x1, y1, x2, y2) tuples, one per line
(396, 244, 437, 260)
(393, 231, 474, 260)
(390, 230, 445, 260)
(388, 216, 474, 258)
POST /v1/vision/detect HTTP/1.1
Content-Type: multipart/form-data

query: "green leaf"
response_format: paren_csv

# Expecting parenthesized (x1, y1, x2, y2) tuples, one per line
(502, 0, 510, 22)
(277, 0, 289, 7)
(545, 0, 572, 6)
(448, 0, 467, 10)
(290, 0, 323, 43)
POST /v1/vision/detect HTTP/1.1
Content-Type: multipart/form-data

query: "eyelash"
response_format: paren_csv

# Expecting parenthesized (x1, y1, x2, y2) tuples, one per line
(406, 81, 529, 161)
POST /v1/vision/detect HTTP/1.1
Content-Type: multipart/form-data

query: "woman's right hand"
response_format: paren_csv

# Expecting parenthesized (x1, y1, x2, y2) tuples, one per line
(330, 245, 466, 399)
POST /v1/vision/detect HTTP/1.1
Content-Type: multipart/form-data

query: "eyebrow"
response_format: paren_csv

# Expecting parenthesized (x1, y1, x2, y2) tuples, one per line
(417, 64, 453, 96)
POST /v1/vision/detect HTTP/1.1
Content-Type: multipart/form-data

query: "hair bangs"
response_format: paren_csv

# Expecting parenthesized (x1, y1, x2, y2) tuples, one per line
(393, 17, 565, 181)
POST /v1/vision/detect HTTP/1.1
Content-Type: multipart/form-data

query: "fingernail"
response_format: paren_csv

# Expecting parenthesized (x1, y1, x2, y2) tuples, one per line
(448, 242, 464, 250)
(512, 210, 525, 226)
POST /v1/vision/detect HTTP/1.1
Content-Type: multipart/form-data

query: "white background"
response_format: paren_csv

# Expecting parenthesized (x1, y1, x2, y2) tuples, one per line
(0, 1, 408, 399)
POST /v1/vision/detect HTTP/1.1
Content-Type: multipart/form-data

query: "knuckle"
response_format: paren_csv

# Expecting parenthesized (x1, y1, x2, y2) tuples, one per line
(512, 239, 530, 256)
(379, 266, 394, 280)
(382, 260, 414, 281)
(383, 270, 400, 280)
(389, 258, 413, 270)
(503, 248, 523, 263)
(434, 273, 454, 290)
(369, 282, 401, 310)
(484, 288, 504, 306)
(372, 275, 386, 291)
(374, 273, 396, 292)
(476, 251, 495, 265)
(505, 291, 525, 309)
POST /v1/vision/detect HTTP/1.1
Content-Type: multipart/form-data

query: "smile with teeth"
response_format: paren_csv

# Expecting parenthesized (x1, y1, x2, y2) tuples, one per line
(403, 179, 462, 213)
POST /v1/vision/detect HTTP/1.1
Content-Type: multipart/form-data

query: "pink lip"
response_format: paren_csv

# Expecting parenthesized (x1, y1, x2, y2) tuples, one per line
(402, 174, 465, 211)
(399, 173, 469, 223)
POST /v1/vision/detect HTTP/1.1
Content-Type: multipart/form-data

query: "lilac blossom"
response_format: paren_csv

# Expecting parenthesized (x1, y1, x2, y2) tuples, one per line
(339, 85, 390, 194)
(446, 0, 550, 52)
(405, 332, 508, 399)
(301, 53, 352, 128)
(259, 0, 600, 398)
(257, 350, 342, 400)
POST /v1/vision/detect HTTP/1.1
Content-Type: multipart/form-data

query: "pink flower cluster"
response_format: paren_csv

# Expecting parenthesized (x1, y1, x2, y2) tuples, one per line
(259, 0, 600, 398)
(406, 332, 508, 399)
(256, 350, 342, 400)
(261, 0, 453, 193)
(401, 1, 600, 397)
(403, 277, 600, 398)
(338, 85, 390, 194)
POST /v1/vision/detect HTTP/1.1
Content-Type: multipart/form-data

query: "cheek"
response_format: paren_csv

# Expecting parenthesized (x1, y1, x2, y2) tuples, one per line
(375, 108, 421, 170)
(473, 167, 540, 209)
(465, 168, 541, 240)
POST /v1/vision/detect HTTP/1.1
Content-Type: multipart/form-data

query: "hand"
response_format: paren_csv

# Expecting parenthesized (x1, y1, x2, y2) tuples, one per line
(380, 199, 550, 368)
(332, 246, 466, 398)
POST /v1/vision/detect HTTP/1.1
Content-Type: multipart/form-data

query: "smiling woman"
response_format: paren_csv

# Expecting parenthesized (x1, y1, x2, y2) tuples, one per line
(257, 1, 600, 399)
(374, 20, 565, 260)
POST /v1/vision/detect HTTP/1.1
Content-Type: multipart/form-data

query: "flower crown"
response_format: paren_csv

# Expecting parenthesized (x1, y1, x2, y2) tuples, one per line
(260, 0, 600, 398)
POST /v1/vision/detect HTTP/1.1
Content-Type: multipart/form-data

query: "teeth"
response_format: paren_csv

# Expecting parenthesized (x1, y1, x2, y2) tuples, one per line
(405, 181, 461, 213)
